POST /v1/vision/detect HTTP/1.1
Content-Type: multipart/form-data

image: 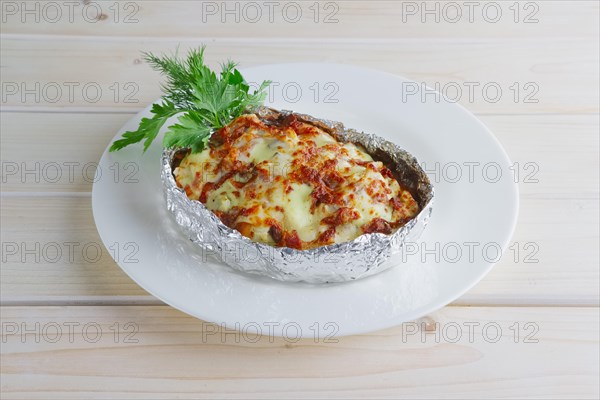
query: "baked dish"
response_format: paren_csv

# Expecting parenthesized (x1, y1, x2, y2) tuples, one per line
(111, 47, 433, 282)
(173, 112, 420, 250)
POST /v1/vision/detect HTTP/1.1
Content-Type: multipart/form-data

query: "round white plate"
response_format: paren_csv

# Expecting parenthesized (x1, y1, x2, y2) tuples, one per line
(93, 63, 518, 337)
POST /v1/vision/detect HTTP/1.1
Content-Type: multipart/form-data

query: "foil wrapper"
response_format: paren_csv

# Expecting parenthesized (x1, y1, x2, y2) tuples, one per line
(161, 107, 434, 283)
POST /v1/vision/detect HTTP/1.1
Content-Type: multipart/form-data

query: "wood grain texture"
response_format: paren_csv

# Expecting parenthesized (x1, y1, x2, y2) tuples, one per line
(1, 36, 598, 114)
(1, 1, 597, 39)
(1, 305, 598, 399)
(1, 3, 599, 398)
(0, 112, 133, 192)
(0, 195, 152, 301)
(1, 195, 598, 305)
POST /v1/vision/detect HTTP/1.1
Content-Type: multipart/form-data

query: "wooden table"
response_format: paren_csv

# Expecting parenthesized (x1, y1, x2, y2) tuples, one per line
(1, 1, 598, 398)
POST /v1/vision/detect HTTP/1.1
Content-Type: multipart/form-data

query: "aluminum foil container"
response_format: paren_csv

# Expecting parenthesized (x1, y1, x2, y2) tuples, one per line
(161, 107, 434, 283)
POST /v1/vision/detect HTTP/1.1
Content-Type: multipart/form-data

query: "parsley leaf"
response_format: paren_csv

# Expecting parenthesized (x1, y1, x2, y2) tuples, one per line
(163, 113, 212, 153)
(109, 101, 178, 152)
(109, 46, 270, 153)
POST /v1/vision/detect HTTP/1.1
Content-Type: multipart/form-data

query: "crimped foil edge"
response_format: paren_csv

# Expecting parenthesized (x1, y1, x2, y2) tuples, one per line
(161, 107, 434, 283)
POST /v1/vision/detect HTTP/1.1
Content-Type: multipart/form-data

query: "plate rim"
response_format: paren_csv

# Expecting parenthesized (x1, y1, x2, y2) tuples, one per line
(92, 62, 519, 337)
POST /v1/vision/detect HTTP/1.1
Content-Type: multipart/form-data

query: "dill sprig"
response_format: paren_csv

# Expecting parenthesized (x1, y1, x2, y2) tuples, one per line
(110, 46, 270, 153)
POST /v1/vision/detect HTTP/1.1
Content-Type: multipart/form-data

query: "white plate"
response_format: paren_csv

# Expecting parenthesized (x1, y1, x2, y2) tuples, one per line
(93, 63, 518, 337)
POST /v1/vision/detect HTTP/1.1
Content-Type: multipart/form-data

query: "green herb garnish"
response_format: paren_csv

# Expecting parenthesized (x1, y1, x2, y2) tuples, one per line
(109, 46, 271, 153)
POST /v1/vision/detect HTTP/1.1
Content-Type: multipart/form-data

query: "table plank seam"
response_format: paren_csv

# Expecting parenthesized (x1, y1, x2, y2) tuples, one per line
(3, 108, 600, 117)
(3, 33, 599, 43)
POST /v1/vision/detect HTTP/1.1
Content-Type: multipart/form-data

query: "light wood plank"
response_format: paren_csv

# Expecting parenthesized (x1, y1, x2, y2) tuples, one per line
(0, 112, 133, 192)
(1, 3, 597, 397)
(462, 196, 599, 305)
(1, 37, 598, 114)
(482, 114, 600, 198)
(1, 1, 597, 39)
(2, 112, 598, 196)
(1, 195, 598, 305)
(1, 305, 598, 399)
(0, 196, 153, 300)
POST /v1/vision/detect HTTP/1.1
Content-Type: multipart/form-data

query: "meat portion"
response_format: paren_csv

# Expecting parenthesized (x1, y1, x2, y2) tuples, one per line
(174, 113, 420, 249)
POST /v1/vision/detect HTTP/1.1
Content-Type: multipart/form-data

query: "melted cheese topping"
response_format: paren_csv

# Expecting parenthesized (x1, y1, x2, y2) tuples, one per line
(173, 113, 419, 250)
